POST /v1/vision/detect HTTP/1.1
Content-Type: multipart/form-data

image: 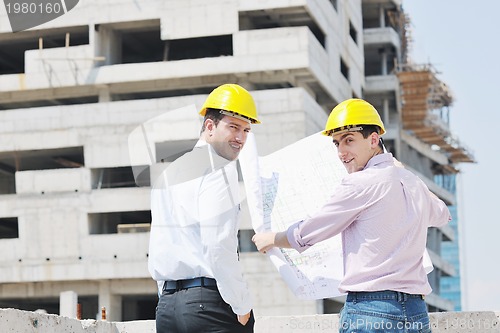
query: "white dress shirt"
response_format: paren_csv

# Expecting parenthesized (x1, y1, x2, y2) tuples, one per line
(148, 140, 252, 315)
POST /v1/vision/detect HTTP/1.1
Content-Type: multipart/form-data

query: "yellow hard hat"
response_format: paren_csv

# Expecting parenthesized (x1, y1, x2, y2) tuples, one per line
(322, 98, 385, 136)
(199, 84, 261, 124)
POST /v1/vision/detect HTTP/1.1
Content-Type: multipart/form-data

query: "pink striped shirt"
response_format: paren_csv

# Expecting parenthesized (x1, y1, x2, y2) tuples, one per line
(287, 153, 451, 295)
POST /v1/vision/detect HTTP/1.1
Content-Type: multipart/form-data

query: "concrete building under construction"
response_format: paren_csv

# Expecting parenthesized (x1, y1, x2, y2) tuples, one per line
(0, 0, 473, 320)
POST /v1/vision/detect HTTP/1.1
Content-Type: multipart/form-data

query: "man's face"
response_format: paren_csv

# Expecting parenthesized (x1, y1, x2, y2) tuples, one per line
(205, 115, 251, 161)
(332, 131, 379, 174)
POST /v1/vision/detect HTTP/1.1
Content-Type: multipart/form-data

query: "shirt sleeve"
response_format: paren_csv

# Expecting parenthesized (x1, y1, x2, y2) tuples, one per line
(198, 164, 252, 315)
(399, 169, 451, 228)
(426, 185, 452, 227)
(287, 181, 366, 253)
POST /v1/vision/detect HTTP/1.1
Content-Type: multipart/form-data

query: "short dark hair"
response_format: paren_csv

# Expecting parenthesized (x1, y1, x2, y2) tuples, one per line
(200, 108, 225, 133)
(359, 125, 384, 150)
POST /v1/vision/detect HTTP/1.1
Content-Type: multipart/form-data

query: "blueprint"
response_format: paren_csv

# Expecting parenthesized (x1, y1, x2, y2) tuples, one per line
(239, 132, 347, 300)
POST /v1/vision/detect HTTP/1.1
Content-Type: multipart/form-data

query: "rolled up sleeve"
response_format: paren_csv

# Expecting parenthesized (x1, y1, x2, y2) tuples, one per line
(286, 183, 363, 253)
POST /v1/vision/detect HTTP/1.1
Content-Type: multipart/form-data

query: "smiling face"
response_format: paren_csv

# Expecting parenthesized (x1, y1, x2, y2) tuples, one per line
(332, 130, 381, 174)
(203, 115, 251, 161)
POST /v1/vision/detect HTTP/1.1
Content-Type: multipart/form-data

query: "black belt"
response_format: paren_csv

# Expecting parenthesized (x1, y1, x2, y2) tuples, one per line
(163, 277, 217, 292)
(348, 290, 425, 302)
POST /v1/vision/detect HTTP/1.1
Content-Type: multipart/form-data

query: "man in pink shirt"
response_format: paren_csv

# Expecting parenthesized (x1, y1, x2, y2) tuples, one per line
(252, 98, 450, 333)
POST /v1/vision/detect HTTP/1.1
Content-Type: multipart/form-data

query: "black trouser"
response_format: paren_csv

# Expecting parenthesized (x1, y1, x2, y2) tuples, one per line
(156, 283, 254, 333)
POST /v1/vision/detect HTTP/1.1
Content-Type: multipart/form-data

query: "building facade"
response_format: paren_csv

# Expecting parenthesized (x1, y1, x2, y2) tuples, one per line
(0, 0, 472, 320)
(440, 203, 463, 311)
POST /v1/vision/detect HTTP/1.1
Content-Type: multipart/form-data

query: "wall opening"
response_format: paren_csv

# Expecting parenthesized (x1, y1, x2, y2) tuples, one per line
(166, 35, 233, 61)
(239, 7, 326, 48)
(76, 296, 99, 319)
(329, 0, 338, 11)
(0, 147, 84, 195)
(88, 211, 151, 235)
(0, 297, 59, 315)
(122, 295, 157, 321)
(0, 217, 18, 239)
(121, 28, 164, 64)
(0, 147, 84, 172)
(340, 57, 349, 81)
(91, 167, 143, 189)
(349, 21, 358, 44)
(0, 168, 16, 195)
(0, 26, 89, 75)
(98, 18, 232, 64)
(364, 45, 397, 76)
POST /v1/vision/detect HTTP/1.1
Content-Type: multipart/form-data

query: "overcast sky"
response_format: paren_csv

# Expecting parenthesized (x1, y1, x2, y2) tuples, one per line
(402, 0, 500, 311)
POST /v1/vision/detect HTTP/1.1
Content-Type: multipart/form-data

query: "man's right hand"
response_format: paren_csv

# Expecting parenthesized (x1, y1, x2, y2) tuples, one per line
(252, 231, 291, 254)
(237, 312, 251, 325)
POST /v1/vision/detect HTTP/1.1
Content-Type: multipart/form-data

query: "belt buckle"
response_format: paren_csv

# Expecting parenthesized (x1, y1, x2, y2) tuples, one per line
(163, 281, 177, 292)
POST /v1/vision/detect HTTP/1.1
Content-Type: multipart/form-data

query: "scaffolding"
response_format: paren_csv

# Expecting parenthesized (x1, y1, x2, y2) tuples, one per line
(387, 8, 412, 66)
(397, 64, 475, 165)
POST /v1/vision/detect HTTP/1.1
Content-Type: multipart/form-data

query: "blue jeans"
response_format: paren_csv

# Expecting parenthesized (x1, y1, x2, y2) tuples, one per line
(339, 291, 431, 333)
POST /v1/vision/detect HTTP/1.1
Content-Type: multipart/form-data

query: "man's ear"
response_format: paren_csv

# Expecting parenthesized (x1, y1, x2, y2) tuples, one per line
(370, 132, 380, 148)
(204, 119, 215, 133)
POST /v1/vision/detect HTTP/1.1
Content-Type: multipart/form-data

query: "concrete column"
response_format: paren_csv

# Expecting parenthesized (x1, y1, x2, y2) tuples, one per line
(98, 280, 122, 321)
(315, 299, 324, 314)
(98, 86, 111, 102)
(383, 98, 390, 125)
(95, 26, 122, 66)
(59, 290, 78, 318)
(380, 48, 388, 75)
(378, 5, 386, 27)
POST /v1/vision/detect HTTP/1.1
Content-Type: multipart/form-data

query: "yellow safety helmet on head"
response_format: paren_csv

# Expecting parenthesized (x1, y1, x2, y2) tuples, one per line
(322, 98, 385, 136)
(199, 84, 261, 124)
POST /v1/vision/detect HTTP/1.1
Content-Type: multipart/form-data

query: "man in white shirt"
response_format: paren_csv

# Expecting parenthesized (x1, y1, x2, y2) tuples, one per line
(148, 84, 260, 333)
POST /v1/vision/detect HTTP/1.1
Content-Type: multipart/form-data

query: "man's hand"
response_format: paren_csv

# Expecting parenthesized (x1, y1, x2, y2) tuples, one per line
(252, 232, 277, 254)
(238, 312, 251, 325)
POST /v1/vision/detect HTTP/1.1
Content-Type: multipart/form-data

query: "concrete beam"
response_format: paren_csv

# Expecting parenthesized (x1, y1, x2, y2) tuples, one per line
(405, 166, 456, 206)
(1, 308, 499, 332)
(428, 248, 456, 277)
(363, 27, 401, 48)
(401, 131, 449, 165)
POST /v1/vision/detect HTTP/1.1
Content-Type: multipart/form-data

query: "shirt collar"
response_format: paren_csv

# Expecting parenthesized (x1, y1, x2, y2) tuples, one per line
(364, 153, 394, 170)
(195, 139, 208, 148)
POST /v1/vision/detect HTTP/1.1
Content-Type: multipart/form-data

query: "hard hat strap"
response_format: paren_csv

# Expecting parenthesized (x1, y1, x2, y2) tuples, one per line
(380, 137, 388, 153)
(325, 125, 363, 137)
(219, 110, 252, 124)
